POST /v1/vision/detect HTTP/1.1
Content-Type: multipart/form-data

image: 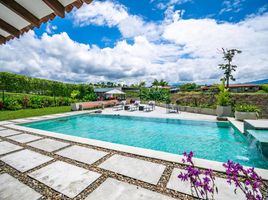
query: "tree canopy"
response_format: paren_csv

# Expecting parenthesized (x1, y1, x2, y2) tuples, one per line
(218, 48, 242, 88)
(0, 72, 94, 98)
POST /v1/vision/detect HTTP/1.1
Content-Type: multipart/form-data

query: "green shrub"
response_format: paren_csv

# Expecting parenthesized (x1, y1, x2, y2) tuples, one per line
(235, 104, 261, 113)
(83, 93, 97, 101)
(216, 82, 231, 106)
(4, 97, 22, 110)
(30, 96, 43, 108)
(260, 84, 268, 93)
(141, 88, 170, 102)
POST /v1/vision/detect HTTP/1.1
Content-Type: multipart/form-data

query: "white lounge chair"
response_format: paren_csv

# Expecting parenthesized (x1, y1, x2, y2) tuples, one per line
(113, 101, 126, 111)
(166, 104, 180, 113)
(128, 100, 140, 111)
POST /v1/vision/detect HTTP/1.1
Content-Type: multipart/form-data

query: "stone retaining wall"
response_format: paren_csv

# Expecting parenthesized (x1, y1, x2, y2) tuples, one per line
(171, 92, 268, 118)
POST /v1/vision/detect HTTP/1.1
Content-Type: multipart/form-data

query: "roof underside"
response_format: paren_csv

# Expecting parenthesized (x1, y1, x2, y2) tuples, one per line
(0, 0, 92, 45)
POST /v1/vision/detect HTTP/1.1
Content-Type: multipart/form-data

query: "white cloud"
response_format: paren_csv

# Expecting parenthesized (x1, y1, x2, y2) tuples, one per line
(155, 0, 192, 10)
(72, 1, 128, 27)
(163, 13, 268, 83)
(45, 22, 57, 34)
(71, 0, 162, 40)
(219, 0, 244, 14)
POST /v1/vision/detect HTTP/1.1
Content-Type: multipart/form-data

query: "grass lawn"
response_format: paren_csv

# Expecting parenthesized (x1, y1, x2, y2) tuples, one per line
(0, 106, 71, 121)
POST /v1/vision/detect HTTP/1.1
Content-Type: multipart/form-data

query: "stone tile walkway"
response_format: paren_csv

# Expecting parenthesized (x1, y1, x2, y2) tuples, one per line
(27, 138, 69, 152)
(1, 149, 53, 172)
(0, 129, 21, 137)
(99, 154, 166, 185)
(29, 161, 101, 198)
(7, 133, 42, 143)
(0, 173, 42, 200)
(85, 178, 176, 200)
(0, 141, 23, 155)
(56, 145, 108, 164)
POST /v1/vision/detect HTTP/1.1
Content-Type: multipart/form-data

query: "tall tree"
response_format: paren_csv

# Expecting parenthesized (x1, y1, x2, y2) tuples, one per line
(218, 48, 242, 88)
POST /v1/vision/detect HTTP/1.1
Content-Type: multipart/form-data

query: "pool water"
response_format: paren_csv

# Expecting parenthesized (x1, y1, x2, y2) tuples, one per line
(22, 114, 268, 169)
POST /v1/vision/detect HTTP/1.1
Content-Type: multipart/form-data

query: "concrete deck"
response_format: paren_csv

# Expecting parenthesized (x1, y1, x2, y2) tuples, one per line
(0, 108, 267, 199)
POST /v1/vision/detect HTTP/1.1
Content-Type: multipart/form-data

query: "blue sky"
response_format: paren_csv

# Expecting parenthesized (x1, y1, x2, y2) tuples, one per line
(1, 0, 268, 84)
(35, 0, 268, 46)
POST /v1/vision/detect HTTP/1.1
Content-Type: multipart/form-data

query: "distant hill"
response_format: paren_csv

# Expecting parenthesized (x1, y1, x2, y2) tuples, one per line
(246, 79, 268, 84)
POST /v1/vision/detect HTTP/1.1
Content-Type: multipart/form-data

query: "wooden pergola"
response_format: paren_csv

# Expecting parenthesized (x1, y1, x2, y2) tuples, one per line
(0, 0, 92, 44)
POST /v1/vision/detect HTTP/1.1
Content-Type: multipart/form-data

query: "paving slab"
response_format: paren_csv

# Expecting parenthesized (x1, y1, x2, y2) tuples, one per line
(99, 155, 166, 185)
(9, 119, 33, 124)
(56, 145, 108, 164)
(1, 149, 53, 172)
(0, 129, 21, 137)
(0, 173, 42, 200)
(27, 138, 69, 152)
(85, 178, 175, 200)
(29, 161, 101, 198)
(0, 127, 6, 131)
(7, 133, 42, 143)
(0, 121, 14, 126)
(167, 168, 245, 200)
(0, 141, 23, 155)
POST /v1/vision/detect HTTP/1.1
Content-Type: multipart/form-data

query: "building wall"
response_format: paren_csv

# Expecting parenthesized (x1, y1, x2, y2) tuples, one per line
(229, 86, 259, 93)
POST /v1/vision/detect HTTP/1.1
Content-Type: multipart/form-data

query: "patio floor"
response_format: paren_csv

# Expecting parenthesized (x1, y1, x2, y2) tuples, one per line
(0, 108, 266, 199)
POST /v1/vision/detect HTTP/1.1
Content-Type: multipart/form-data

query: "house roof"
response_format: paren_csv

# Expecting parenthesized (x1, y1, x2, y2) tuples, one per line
(0, 0, 92, 44)
(94, 88, 122, 93)
(229, 84, 260, 88)
(106, 89, 125, 94)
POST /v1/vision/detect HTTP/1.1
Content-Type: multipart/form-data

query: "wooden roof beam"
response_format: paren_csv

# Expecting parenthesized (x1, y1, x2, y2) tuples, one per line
(0, 19, 20, 37)
(42, 0, 65, 18)
(0, 0, 40, 26)
(0, 35, 6, 44)
(82, 0, 93, 4)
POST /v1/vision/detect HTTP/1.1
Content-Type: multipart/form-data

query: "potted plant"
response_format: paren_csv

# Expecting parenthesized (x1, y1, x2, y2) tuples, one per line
(216, 82, 232, 117)
(235, 104, 260, 121)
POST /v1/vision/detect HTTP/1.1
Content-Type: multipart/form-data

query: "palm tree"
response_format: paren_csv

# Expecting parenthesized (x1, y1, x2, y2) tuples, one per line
(218, 48, 242, 88)
(159, 79, 169, 86)
(152, 79, 159, 86)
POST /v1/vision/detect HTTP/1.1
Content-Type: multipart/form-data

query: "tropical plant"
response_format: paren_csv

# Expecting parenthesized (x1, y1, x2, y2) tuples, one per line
(152, 79, 168, 87)
(179, 83, 198, 91)
(235, 104, 261, 113)
(140, 88, 170, 102)
(178, 152, 266, 200)
(83, 93, 97, 101)
(260, 84, 268, 93)
(70, 90, 80, 99)
(216, 82, 231, 106)
(218, 48, 242, 88)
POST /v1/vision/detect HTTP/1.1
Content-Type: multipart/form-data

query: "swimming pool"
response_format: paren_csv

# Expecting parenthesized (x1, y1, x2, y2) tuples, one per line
(22, 114, 268, 169)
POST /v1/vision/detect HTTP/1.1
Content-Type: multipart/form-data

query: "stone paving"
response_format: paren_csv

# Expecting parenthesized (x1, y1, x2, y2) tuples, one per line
(0, 129, 21, 137)
(0, 141, 23, 155)
(29, 161, 101, 198)
(0, 173, 42, 200)
(0, 110, 267, 199)
(7, 133, 42, 143)
(1, 149, 53, 172)
(99, 154, 166, 185)
(28, 138, 70, 152)
(56, 145, 108, 165)
(85, 178, 176, 200)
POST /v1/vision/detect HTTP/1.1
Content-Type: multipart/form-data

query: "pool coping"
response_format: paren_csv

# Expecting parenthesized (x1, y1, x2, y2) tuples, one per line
(2, 111, 268, 180)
